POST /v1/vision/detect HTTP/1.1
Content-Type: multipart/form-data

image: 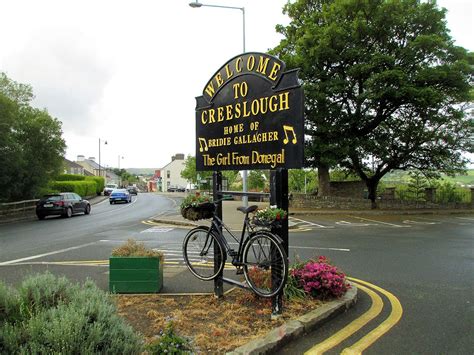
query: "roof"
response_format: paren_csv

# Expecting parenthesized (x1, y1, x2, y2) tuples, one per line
(63, 158, 84, 169)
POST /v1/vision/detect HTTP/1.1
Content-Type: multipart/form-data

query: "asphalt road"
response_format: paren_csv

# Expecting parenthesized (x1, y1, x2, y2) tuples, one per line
(0, 194, 473, 354)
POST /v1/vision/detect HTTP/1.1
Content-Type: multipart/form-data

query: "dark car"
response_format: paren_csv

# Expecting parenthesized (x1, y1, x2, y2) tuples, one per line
(36, 193, 91, 220)
(126, 186, 138, 195)
(109, 189, 132, 204)
(168, 185, 185, 192)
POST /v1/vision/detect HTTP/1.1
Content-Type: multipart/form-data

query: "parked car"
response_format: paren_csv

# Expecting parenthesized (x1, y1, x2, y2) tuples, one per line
(127, 186, 138, 195)
(168, 185, 185, 192)
(109, 189, 132, 204)
(36, 193, 91, 220)
(103, 183, 118, 196)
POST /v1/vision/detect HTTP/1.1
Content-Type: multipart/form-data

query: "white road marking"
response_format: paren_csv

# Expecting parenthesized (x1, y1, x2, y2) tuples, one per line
(403, 220, 439, 225)
(336, 220, 373, 227)
(140, 227, 174, 233)
(0, 242, 98, 265)
(290, 217, 333, 228)
(348, 216, 409, 228)
(455, 216, 474, 221)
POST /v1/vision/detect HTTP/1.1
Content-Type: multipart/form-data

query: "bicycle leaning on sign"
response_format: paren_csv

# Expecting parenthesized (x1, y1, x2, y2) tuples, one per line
(182, 198, 288, 298)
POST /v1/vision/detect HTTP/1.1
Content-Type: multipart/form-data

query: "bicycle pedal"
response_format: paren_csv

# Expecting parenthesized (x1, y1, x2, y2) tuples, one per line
(235, 267, 244, 275)
(228, 250, 238, 257)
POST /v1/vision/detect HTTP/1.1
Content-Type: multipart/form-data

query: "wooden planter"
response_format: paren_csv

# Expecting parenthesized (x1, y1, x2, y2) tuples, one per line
(109, 256, 163, 294)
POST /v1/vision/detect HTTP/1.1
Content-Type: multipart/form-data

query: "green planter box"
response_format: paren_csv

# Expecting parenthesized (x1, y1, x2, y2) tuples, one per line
(109, 256, 163, 294)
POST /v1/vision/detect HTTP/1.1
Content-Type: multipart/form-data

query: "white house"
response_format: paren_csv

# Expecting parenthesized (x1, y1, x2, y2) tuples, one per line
(160, 153, 188, 192)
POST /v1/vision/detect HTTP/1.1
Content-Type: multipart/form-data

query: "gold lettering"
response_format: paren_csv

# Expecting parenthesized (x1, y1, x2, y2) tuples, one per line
(235, 57, 243, 72)
(217, 107, 224, 122)
(201, 111, 208, 125)
(226, 105, 233, 120)
(234, 102, 241, 119)
(256, 56, 270, 75)
(247, 55, 255, 71)
(251, 99, 259, 116)
(215, 73, 224, 87)
(225, 64, 234, 79)
(279, 92, 289, 111)
(204, 81, 215, 98)
(208, 109, 216, 123)
(268, 62, 281, 81)
(269, 95, 278, 112)
(242, 101, 251, 118)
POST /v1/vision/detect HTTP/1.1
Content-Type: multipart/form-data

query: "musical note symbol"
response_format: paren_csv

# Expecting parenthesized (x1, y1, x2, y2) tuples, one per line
(198, 138, 208, 152)
(283, 125, 297, 145)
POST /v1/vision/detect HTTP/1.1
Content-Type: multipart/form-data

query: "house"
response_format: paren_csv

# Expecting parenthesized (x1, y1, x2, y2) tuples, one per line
(63, 158, 86, 175)
(160, 154, 188, 192)
(75, 155, 107, 178)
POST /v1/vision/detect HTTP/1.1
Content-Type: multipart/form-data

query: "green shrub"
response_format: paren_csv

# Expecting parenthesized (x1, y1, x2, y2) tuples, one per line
(55, 174, 86, 181)
(145, 322, 193, 354)
(86, 176, 105, 195)
(0, 273, 143, 354)
(49, 180, 97, 197)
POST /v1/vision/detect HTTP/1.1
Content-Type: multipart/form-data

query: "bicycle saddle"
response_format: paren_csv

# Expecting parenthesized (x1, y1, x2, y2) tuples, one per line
(237, 205, 259, 214)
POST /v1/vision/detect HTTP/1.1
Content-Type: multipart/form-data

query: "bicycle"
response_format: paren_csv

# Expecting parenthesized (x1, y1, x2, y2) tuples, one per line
(182, 198, 288, 298)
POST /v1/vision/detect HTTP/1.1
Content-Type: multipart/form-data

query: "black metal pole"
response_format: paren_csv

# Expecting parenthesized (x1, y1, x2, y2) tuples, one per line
(270, 168, 289, 316)
(213, 171, 224, 298)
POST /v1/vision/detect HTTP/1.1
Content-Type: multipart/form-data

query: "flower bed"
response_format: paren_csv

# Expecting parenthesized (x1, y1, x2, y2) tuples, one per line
(290, 256, 350, 300)
(253, 206, 287, 227)
(180, 194, 215, 221)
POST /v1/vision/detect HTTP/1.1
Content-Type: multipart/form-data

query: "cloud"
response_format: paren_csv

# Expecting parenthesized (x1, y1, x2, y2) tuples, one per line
(5, 26, 112, 135)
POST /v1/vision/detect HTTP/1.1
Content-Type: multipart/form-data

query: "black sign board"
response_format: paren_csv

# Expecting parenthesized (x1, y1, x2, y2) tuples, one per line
(194, 52, 304, 171)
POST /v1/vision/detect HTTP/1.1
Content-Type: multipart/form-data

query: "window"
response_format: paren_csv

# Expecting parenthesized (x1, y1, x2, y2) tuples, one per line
(167, 170, 170, 178)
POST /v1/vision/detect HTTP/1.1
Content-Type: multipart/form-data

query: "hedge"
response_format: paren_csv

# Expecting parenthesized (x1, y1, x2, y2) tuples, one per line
(49, 181, 97, 198)
(55, 174, 86, 181)
(85, 176, 105, 195)
(0, 272, 143, 354)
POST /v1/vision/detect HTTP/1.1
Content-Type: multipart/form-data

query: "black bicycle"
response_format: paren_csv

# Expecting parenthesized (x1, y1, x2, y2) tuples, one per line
(182, 198, 288, 298)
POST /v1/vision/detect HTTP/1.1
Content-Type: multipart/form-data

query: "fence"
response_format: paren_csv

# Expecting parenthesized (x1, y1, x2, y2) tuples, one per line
(0, 199, 39, 219)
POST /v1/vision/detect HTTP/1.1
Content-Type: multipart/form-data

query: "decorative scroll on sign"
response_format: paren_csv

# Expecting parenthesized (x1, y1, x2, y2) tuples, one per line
(194, 52, 304, 171)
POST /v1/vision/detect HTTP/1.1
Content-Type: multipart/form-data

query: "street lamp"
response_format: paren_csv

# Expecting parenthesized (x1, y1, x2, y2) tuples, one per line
(189, 0, 248, 206)
(98, 138, 107, 178)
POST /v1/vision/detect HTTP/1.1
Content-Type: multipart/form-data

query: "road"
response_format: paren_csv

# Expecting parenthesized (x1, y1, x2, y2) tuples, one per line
(0, 193, 473, 354)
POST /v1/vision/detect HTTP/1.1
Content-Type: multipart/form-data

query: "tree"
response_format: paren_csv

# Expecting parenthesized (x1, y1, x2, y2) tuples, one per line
(288, 169, 317, 193)
(0, 73, 66, 201)
(272, 0, 473, 207)
(180, 155, 212, 186)
(248, 170, 266, 190)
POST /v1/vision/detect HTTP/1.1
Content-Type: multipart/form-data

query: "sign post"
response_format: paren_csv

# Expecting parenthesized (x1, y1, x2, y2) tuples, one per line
(194, 52, 304, 314)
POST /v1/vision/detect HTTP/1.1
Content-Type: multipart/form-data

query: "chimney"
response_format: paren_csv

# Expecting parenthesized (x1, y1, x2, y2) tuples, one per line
(88, 157, 96, 162)
(172, 153, 185, 161)
(77, 155, 85, 162)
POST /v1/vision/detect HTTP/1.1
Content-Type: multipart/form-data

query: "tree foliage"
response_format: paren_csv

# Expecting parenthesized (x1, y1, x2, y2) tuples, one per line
(0, 73, 66, 201)
(272, 0, 473, 207)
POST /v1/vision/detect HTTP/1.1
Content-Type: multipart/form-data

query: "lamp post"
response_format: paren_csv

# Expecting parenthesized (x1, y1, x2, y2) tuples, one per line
(189, 0, 248, 206)
(118, 155, 124, 187)
(98, 138, 107, 178)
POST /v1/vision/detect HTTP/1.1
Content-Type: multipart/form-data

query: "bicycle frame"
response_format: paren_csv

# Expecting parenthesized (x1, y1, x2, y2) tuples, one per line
(207, 211, 255, 265)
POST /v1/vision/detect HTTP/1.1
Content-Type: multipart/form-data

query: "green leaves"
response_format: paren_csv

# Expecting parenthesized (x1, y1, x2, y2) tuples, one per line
(271, 0, 473, 204)
(0, 73, 66, 201)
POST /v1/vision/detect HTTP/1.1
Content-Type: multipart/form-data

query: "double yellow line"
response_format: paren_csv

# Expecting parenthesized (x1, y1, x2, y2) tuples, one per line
(305, 277, 403, 355)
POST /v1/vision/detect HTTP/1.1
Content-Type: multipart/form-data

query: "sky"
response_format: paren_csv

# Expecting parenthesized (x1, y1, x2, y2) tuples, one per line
(0, 0, 472, 169)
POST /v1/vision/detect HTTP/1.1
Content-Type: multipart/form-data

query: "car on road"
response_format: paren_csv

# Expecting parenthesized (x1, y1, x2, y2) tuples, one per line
(36, 193, 91, 220)
(103, 183, 118, 196)
(168, 185, 185, 192)
(127, 186, 138, 195)
(109, 189, 132, 204)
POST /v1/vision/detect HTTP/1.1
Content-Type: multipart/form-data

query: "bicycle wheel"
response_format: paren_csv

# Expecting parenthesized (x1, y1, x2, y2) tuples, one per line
(183, 226, 225, 281)
(242, 232, 288, 298)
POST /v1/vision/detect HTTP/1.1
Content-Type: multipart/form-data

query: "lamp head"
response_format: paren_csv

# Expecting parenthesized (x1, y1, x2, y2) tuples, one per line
(189, 1, 202, 8)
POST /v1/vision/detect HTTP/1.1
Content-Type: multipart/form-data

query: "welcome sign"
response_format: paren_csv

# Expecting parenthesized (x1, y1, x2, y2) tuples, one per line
(194, 52, 304, 171)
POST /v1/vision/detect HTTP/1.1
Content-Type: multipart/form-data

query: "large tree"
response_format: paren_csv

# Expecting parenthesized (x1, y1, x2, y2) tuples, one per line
(272, 0, 473, 206)
(0, 73, 66, 201)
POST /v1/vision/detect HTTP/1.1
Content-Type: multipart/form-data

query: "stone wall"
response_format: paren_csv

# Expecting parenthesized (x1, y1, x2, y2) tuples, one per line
(289, 193, 473, 210)
(329, 181, 366, 198)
